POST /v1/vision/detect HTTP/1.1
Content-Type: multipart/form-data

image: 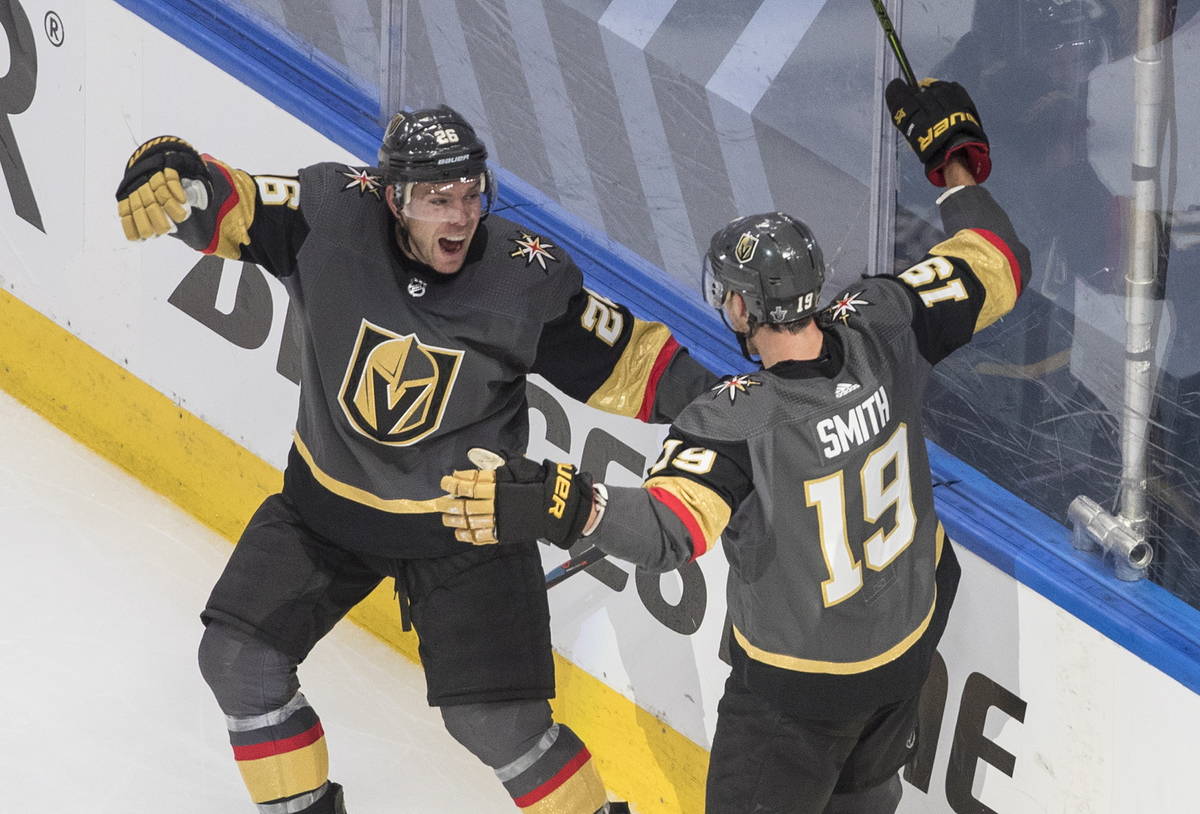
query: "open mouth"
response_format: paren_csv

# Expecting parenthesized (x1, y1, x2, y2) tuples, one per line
(438, 237, 465, 255)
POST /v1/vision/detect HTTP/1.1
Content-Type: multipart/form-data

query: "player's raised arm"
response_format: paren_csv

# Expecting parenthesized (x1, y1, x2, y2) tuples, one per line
(883, 80, 1033, 364)
(531, 286, 718, 424)
(115, 136, 307, 277)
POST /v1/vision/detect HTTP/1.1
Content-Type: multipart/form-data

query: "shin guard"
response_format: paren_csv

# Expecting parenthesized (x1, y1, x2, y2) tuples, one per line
(496, 724, 607, 813)
(225, 691, 331, 811)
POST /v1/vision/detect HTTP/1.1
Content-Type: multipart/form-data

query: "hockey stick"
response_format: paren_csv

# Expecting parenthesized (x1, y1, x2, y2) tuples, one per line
(868, 0, 918, 87)
(544, 544, 608, 588)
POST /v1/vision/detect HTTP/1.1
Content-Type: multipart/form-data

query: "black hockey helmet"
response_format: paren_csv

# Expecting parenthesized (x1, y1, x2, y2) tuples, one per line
(702, 212, 825, 324)
(379, 105, 496, 216)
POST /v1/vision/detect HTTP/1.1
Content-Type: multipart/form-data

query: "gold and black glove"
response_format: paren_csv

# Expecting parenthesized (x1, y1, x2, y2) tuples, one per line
(116, 136, 210, 241)
(886, 78, 990, 187)
(440, 451, 593, 549)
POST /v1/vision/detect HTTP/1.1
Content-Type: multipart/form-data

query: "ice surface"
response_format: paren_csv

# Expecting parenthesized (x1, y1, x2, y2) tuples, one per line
(0, 390, 513, 812)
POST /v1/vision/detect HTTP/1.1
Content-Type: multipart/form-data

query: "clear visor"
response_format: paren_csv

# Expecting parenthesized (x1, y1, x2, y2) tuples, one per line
(701, 254, 728, 309)
(398, 174, 488, 223)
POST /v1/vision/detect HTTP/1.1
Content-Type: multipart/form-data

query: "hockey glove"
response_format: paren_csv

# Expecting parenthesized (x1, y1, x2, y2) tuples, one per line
(885, 78, 990, 187)
(116, 136, 211, 241)
(439, 452, 593, 549)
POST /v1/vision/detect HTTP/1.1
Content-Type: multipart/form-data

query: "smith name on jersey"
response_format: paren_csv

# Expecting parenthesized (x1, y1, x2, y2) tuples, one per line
(587, 184, 1030, 716)
(168, 159, 714, 557)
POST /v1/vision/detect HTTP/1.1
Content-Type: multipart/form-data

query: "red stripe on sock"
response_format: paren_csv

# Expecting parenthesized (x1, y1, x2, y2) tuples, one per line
(512, 747, 592, 808)
(232, 722, 325, 762)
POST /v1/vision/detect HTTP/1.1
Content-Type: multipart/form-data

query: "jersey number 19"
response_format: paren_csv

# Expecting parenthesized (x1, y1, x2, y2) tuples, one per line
(804, 423, 917, 607)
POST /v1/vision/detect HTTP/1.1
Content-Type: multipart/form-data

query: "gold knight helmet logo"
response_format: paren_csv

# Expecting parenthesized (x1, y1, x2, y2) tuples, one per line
(338, 320, 464, 446)
(735, 232, 759, 264)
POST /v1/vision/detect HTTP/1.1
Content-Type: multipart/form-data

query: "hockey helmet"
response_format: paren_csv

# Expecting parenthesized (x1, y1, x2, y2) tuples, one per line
(973, 0, 1112, 75)
(702, 212, 825, 324)
(379, 105, 496, 221)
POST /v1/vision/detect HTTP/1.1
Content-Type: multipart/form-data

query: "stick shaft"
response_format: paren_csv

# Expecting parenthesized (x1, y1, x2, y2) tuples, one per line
(544, 545, 607, 588)
(869, 0, 918, 86)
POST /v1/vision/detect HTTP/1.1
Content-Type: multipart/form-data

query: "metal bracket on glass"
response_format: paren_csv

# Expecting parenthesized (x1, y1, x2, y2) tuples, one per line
(1067, 496, 1152, 582)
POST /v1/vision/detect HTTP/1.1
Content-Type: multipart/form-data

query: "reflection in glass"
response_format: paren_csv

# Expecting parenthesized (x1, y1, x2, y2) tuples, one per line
(898, 0, 1200, 607)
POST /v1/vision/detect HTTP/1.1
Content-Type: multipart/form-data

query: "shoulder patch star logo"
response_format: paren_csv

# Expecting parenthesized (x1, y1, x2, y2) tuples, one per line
(340, 167, 383, 198)
(711, 374, 762, 403)
(509, 232, 559, 271)
(828, 290, 869, 323)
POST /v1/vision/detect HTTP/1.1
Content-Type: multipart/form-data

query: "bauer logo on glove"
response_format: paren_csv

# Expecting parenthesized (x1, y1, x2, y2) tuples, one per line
(548, 462, 576, 520)
(917, 110, 980, 153)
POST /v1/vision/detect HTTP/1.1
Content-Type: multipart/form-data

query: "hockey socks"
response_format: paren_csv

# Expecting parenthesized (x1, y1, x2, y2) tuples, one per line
(224, 691, 332, 812)
(496, 723, 608, 812)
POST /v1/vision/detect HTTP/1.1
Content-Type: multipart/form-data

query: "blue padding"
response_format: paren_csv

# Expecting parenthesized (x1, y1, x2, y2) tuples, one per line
(930, 441, 1200, 693)
(115, 0, 1200, 692)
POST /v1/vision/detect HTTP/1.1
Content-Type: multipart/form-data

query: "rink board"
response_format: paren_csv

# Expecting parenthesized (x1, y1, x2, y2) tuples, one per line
(0, 1, 1198, 811)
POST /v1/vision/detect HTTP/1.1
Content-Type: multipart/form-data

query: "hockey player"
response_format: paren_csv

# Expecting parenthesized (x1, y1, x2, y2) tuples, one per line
(438, 81, 1030, 813)
(114, 106, 715, 813)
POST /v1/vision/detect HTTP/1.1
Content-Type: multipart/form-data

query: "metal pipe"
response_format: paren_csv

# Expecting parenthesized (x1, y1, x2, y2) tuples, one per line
(1120, 0, 1168, 538)
(1068, 496, 1153, 581)
(868, 0, 901, 279)
(380, 0, 409, 122)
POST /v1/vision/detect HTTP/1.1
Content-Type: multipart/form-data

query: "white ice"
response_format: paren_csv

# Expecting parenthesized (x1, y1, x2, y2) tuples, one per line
(0, 390, 515, 812)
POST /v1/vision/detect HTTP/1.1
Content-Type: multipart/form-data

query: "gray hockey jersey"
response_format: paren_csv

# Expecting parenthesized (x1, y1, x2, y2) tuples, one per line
(172, 158, 715, 557)
(589, 184, 1030, 715)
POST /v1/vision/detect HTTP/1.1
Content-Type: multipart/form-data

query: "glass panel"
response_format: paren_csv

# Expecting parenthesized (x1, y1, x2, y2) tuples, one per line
(224, 0, 1200, 609)
(382, 0, 883, 303)
(896, 0, 1200, 607)
(223, 0, 386, 106)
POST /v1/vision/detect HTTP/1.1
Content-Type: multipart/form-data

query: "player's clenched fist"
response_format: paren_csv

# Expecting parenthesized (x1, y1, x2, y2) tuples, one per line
(439, 449, 594, 549)
(886, 78, 990, 187)
(116, 136, 210, 241)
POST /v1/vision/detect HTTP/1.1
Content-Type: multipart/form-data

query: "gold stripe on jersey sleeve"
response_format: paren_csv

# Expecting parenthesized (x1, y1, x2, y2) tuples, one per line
(643, 474, 731, 552)
(585, 319, 671, 418)
(293, 432, 445, 513)
(733, 595, 937, 675)
(929, 229, 1017, 332)
(206, 157, 259, 260)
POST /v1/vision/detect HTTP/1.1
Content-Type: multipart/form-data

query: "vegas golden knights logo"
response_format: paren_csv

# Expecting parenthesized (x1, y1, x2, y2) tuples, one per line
(735, 232, 759, 264)
(338, 320, 464, 446)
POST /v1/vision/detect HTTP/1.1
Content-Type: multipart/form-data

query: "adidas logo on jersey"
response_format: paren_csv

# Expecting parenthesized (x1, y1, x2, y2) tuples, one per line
(835, 381, 860, 398)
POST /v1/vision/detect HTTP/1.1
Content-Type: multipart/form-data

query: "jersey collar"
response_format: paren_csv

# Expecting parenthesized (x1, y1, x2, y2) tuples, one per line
(766, 331, 844, 380)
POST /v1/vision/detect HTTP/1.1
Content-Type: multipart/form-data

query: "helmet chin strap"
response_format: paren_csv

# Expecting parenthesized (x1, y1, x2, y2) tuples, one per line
(719, 307, 761, 365)
(735, 331, 759, 364)
(392, 217, 414, 259)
